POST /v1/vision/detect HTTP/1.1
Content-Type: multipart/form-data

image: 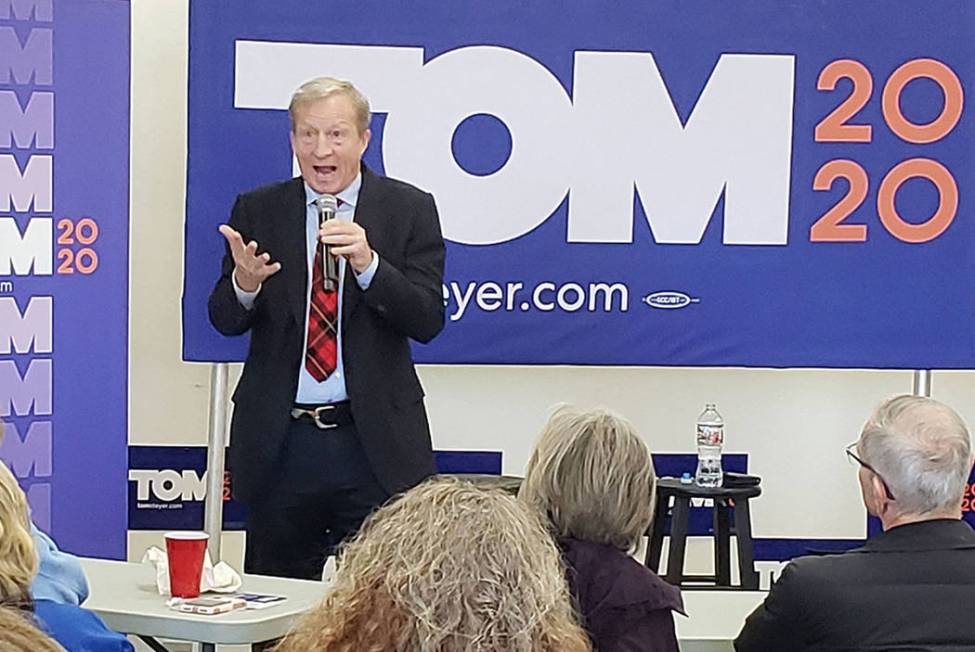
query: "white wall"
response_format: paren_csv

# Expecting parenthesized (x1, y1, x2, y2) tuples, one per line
(127, 0, 975, 562)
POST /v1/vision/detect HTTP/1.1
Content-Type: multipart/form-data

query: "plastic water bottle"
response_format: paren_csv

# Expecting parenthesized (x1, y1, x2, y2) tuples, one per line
(694, 403, 724, 487)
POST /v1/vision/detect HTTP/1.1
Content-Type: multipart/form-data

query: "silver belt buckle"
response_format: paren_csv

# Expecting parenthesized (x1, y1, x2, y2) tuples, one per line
(310, 405, 338, 430)
(290, 406, 338, 430)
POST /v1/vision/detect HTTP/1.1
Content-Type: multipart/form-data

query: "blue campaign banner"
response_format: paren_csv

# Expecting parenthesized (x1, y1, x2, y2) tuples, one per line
(0, 0, 129, 558)
(128, 446, 502, 531)
(966, 467, 975, 530)
(129, 446, 247, 532)
(183, 0, 974, 368)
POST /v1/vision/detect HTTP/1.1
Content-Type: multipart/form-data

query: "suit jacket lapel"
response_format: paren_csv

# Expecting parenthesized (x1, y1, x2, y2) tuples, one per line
(279, 178, 309, 329)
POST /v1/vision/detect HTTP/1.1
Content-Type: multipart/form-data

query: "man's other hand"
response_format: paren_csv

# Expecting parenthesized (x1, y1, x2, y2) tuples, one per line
(219, 224, 282, 292)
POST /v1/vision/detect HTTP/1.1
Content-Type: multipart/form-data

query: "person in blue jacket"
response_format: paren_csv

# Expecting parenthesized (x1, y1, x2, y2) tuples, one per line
(31, 524, 90, 606)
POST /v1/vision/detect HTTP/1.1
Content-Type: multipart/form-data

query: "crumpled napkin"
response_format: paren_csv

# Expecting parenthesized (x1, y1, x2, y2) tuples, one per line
(141, 546, 243, 596)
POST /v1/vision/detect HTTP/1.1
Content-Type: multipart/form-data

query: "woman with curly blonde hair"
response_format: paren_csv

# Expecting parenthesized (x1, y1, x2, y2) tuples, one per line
(275, 477, 592, 652)
(520, 405, 684, 652)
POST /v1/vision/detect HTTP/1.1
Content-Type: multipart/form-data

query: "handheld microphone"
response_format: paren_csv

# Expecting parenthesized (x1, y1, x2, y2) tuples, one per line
(315, 194, 339, 291)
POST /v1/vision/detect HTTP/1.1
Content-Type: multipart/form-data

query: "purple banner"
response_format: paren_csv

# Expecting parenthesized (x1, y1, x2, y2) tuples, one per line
(0, 0, 129, 558)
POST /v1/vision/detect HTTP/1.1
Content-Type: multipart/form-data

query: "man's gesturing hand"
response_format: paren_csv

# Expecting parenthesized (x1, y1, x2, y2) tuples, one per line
(319, 220, 374, 273)
(219, 224, 282, 292)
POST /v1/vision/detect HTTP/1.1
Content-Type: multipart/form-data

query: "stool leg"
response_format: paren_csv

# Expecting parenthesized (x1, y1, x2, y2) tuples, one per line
(665, 497, 691, 585)
(645, 494, 669, 570)
(714, 499, 732, 586)
(733, 498, 759, 589)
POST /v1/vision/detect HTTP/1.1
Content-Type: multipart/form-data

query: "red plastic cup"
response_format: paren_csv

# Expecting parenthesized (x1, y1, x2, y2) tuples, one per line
(165, 531, 209, 598)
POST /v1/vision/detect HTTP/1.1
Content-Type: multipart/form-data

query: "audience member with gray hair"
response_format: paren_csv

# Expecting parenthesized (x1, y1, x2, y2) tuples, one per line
(520, 405, 684, 652)
(736, 395, 975, 652)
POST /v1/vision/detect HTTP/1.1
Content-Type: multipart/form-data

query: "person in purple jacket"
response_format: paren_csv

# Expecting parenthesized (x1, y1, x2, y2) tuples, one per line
(521, 405, 685, 652)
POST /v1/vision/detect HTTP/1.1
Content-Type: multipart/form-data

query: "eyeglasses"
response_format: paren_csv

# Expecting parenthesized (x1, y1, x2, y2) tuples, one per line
(845, 443, 896, 501)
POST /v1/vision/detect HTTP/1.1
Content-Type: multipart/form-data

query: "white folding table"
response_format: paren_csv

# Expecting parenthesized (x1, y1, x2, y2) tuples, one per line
(82, 557, 763, 651)
(81, 558, 327, 652)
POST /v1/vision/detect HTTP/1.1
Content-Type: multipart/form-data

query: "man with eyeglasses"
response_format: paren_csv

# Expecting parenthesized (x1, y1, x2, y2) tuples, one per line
(736, 395, 975, 651)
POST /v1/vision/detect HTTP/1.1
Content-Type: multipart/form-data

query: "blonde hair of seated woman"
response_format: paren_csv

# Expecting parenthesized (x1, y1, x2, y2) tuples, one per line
(275, 477, 592, 652)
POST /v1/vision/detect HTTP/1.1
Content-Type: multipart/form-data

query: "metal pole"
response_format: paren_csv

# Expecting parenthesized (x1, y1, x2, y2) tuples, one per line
(912, 370, 932, 397)
(204, 363, 230, 561)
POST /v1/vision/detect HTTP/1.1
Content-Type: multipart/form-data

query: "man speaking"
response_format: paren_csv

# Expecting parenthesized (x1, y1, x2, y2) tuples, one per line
(208, 77, 445, 579)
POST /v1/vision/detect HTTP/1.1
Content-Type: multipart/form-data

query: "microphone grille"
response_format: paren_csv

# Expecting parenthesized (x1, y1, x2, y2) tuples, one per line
(316, 194, 338, 213)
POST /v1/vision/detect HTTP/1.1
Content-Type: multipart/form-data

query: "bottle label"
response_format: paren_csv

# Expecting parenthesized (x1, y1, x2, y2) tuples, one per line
(697, 424, 724, 446)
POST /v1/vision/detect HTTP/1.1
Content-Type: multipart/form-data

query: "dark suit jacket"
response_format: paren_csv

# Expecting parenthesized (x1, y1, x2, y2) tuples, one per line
(561, 538, 684, 652)
(735, 519, 975, 652)
(208, 166, 445, 503)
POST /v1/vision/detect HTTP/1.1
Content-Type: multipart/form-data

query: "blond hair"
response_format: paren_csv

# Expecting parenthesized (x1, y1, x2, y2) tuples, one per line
(275, 478, 591, 652)
(288, 77, 371, 134)
(0, 459, 36, 606)
(520, 405, 655, 551)
(0, 607, 63, 651)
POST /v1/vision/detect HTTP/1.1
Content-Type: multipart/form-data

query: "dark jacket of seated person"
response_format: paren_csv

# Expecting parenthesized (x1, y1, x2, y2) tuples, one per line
(562, 538, 684, 652)
(737, 394, 975, 652)
(735, 519, 975, 652)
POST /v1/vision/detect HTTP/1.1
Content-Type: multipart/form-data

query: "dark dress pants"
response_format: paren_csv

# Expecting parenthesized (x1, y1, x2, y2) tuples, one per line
(243, 416, 388, 580)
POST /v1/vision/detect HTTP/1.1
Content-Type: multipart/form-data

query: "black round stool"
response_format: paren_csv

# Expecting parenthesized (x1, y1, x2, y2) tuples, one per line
(645, 477, 762, 590)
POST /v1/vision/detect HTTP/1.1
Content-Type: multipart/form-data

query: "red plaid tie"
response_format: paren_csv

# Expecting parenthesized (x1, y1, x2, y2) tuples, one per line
(305, 200, 341, 381)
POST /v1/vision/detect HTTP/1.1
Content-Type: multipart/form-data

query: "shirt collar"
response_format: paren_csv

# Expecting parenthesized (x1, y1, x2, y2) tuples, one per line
(303, 170, 362, 209)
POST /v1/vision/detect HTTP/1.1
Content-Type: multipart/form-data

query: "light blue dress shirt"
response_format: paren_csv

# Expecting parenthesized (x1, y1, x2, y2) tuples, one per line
(232, 171, 379, 404)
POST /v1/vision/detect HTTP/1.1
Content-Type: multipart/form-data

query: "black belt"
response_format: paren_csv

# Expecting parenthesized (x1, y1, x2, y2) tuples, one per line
(290, 401, 353, 430)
